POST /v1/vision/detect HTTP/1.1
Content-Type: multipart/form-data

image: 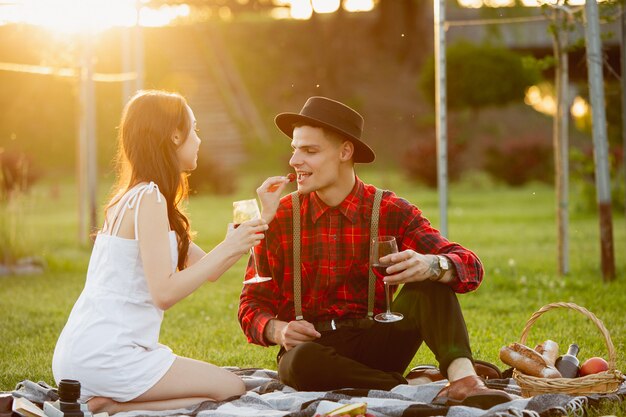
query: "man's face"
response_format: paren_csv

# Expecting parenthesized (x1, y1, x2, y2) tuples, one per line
(289, 125, 344, 195)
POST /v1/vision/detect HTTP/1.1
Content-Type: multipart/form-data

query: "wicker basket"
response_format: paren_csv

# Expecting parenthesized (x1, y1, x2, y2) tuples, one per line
(513, 302, 625, 397)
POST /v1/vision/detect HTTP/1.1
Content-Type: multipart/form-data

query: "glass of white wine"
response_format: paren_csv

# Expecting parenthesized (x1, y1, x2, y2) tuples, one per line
(233, 199, 272, 284)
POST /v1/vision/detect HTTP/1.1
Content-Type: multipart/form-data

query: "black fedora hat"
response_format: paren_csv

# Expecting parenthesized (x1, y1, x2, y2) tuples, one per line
(274, 96, 375, 163)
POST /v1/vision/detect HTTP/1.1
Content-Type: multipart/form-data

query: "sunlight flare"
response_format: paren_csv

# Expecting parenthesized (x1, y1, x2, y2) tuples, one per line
(344, 0, 374, 12)
(0, 0, 190, 33)
(290, 0, 313, 20)
(524, 84, 556, 116)
(570, 96, 589, 119)
(312, 0, 340, 14)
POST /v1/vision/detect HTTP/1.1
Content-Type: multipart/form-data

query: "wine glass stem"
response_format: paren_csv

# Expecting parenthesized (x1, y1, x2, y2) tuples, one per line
(385, 282, 392, 314)
(250, 246, 260, 276)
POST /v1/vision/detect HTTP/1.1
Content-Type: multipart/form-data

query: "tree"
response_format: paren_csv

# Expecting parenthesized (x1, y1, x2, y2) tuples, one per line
(544, 4, 573, 276)
(419, 42, 540, 110)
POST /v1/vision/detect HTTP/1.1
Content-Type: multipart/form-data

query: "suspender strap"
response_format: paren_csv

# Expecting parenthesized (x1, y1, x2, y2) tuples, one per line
(291, 188, 383, 321)
(368, 188, 384, 318)
(291, 192, 303, 320)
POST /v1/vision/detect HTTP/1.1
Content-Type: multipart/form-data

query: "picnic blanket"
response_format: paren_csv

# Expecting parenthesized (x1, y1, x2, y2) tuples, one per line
(10, 368, 626, 417)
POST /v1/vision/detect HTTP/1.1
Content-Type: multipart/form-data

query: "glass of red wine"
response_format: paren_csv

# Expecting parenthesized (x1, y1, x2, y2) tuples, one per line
(370, 236, 403, 323)
(233, 199, 272, 285)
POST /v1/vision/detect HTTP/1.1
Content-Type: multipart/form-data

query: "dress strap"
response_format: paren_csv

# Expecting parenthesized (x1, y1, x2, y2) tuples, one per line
(111, 182, 162, 239)
(103, 189, 134, 234)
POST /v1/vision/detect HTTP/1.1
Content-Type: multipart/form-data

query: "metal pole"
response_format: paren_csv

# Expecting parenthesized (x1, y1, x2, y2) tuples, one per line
(134, 0, 144, 91)
(86, 37, 97, 237)
(78, 34, 97, 244)
(122, 26, 133, 104)
(434, 0, 448, 237)
(78, 59, 87, 244)
(584, 0, 615, 281)
(621, 2, 626, 221)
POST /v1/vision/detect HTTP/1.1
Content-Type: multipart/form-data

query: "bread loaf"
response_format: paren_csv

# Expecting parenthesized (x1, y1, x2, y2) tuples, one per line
(535, 340, 559, 366)
(500, 342, 562, 378)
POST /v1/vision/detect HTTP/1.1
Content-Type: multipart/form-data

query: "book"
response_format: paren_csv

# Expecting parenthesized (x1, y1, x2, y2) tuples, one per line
(11, 397, 45, 417)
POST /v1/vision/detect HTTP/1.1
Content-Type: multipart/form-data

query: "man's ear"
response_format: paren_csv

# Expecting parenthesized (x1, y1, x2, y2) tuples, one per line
(339, 141, 354, 162)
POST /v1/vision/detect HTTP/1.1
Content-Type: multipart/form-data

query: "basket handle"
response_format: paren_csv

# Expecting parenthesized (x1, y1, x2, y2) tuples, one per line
(519, 302, 616, 370)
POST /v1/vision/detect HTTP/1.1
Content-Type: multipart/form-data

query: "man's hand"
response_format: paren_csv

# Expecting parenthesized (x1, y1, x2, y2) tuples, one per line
(265, 319, 321, 351)
(380, 250, 451, 284)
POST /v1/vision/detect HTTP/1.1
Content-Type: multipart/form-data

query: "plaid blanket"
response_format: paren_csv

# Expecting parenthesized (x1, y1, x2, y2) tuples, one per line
(10, 368, 626, 417)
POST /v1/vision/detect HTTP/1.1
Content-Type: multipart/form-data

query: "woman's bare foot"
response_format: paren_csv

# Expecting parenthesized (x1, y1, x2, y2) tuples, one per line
(86, 397, 118, 414)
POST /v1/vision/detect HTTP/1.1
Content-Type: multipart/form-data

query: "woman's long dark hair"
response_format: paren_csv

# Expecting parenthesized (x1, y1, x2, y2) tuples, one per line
(104, 90, 192, 270)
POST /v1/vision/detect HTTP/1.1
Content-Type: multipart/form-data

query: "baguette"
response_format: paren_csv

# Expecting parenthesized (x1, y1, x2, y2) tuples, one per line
(500, 342, 562, 378)
(535, 340, 559, 366)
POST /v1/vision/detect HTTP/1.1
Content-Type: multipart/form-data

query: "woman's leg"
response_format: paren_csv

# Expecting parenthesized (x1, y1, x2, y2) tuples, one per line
(88, 396, 213, 414)
(89, 357, 245, 414)
(135, 356, 245, 401)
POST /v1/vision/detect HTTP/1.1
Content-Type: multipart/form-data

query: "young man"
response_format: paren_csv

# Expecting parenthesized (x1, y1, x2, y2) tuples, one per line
(238, 96, 511, 409)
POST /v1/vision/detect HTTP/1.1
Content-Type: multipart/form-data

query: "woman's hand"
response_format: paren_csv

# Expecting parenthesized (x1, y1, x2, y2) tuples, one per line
(257, 175, 292, 223)
(225, 218, 268, 255)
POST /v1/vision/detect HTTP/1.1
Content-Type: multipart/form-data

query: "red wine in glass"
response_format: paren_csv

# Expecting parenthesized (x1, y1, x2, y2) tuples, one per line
(370, 236, 403, 323)
(372, 263, 392, 280)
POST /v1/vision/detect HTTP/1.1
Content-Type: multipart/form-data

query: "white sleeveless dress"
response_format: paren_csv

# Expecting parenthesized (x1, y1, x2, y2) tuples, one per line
(52, 182, 178, 402)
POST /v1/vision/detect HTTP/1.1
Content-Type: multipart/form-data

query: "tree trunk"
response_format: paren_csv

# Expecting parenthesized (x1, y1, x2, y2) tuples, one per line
(551, 9, 570, 275)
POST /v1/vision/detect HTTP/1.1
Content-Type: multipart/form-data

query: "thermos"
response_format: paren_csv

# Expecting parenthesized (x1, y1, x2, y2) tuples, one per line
(555, 343, 580, 378)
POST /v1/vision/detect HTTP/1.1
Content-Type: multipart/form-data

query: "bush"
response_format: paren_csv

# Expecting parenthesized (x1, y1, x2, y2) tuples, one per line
(0, 190, 31, 268)
(484, 138, 553, 186)
(187, 156, 237, 196)
(403, 138, 466, 188)
(571, 145, 624, 212)
(0, 149, 40, 201)
(419, 41, 541, 110)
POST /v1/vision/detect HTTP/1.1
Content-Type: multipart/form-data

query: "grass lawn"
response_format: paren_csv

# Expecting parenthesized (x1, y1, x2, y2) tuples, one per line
(1, 169, 625, 414)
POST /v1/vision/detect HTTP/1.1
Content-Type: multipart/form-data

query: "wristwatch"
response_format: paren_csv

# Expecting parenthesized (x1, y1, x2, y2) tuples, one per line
(431, 255, 451, 281)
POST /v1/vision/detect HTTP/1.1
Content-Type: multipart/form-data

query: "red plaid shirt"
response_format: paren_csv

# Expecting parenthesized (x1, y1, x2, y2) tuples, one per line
(238, 177, 483, 346)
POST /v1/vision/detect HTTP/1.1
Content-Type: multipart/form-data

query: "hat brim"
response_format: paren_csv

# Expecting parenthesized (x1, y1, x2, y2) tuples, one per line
(275, 113, 375, 164)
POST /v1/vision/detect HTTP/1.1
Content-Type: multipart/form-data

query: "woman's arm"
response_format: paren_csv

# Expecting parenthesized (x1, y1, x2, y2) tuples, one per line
(138, 191, 267, 310)
(186, 242, 206, 266)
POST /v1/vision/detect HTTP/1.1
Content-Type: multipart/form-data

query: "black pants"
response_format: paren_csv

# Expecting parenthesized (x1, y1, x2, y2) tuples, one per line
(277, 281, 474, 391)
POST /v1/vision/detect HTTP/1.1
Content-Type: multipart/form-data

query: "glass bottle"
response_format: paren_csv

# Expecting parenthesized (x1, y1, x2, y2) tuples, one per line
(555, 343, 580, 378)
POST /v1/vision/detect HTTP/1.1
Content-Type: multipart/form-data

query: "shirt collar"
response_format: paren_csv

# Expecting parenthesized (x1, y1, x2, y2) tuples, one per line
(309, 177, 364, 224)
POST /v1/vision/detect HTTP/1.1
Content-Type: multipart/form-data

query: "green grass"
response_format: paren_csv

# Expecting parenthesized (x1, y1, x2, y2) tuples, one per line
(1, 170, 625, 416)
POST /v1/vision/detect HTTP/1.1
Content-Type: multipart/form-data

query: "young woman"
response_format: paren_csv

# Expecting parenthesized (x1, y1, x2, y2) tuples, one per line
(52, 90, 266, 413)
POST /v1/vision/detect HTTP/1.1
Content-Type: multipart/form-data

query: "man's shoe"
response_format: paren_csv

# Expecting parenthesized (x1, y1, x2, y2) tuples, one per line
(405, 365, 445, 383)
(473, 360, 502, 380)
(405, 360, 502, 383)
(432, 375, 511, 409)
